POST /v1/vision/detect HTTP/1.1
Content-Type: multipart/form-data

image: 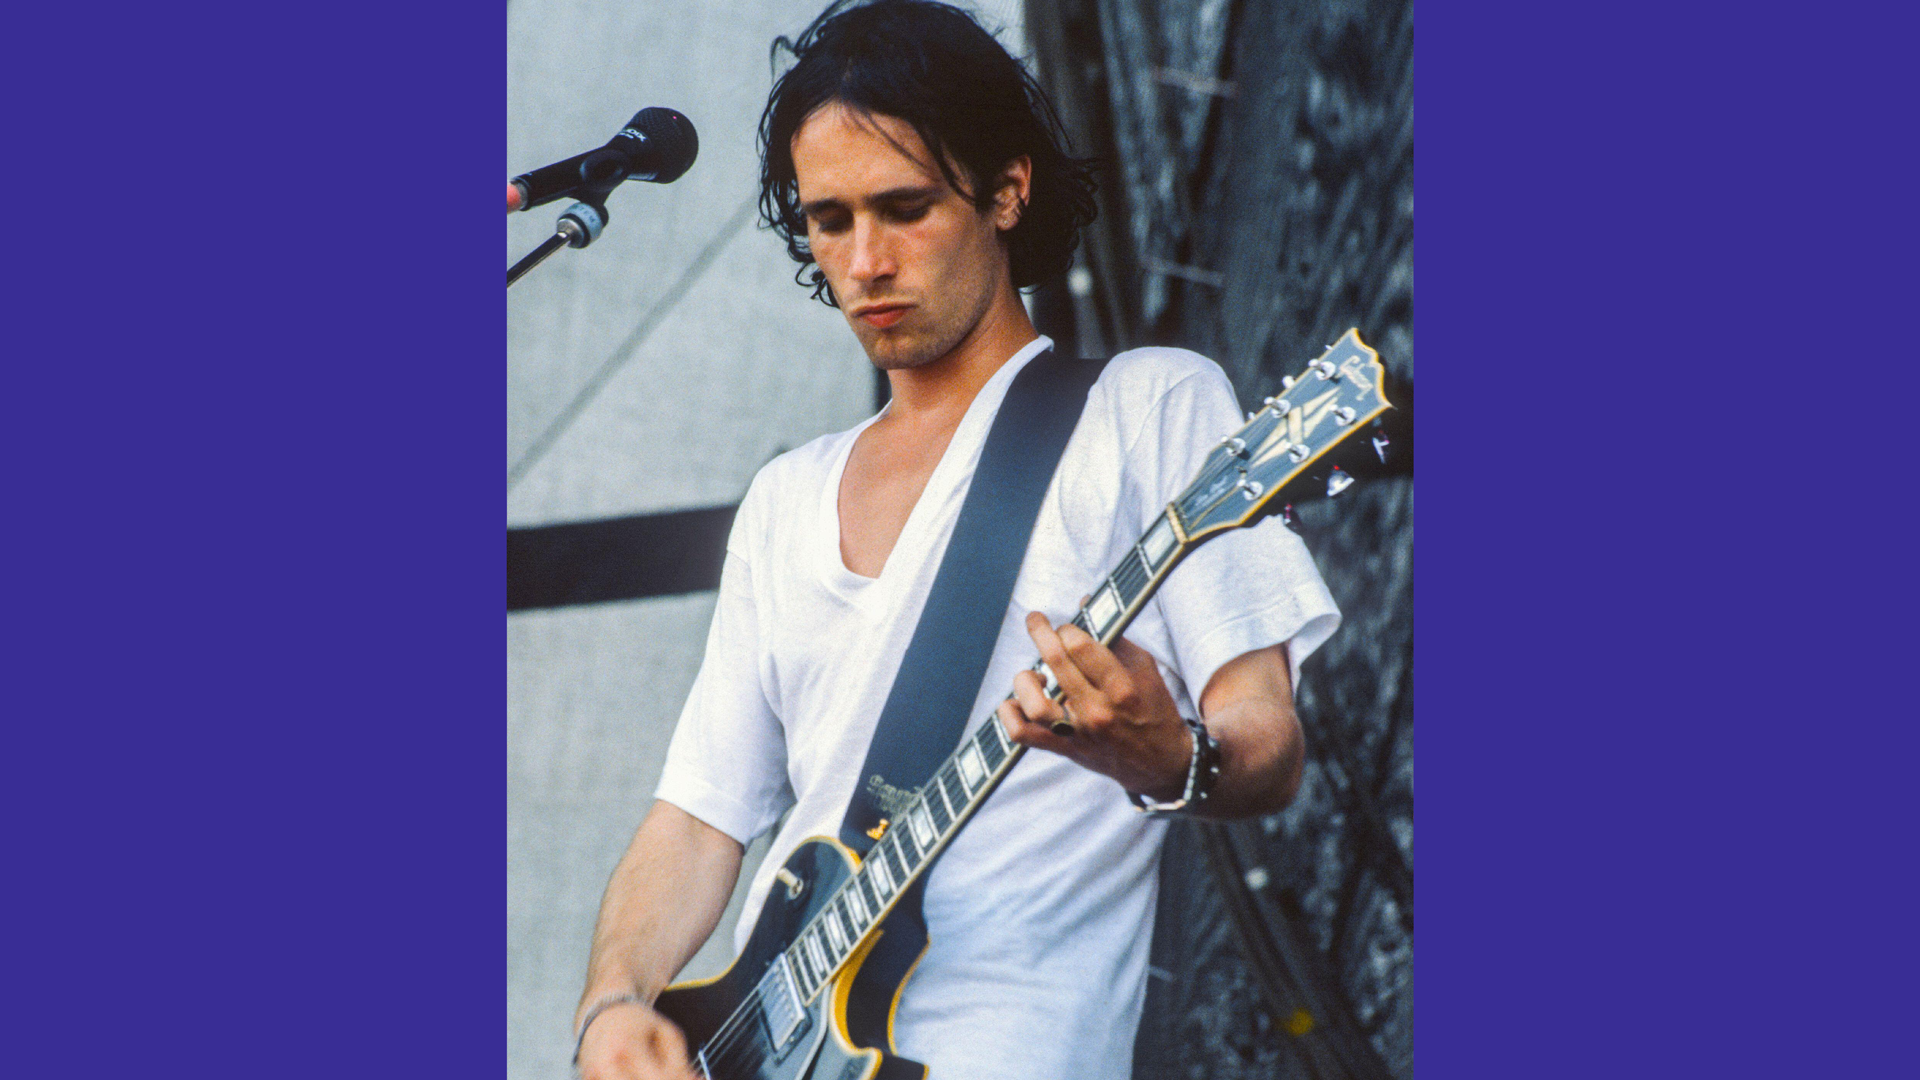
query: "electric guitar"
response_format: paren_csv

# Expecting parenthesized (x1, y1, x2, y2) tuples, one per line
(654, 329, 1394, 1079)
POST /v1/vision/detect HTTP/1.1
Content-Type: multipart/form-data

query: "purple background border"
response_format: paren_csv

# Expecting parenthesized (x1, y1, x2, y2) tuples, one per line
(1419, 2, 1914, 1075)
(6, 2, 1913, 1076)
(8, 3, 502, 1074)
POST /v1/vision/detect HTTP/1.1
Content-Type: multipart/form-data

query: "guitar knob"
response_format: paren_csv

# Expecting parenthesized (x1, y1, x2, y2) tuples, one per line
(775, 867, 806, 900)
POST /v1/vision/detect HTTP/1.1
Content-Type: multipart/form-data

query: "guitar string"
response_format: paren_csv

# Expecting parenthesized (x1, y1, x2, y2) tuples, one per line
(701, 1014, 767, 1078)
(695, 971, 788, 1077)
(698, 989, 772, 1076)
(701, 961, 816, 1076)
(698, 705, 1070, 1074)
(693, 780, 975, 1075)
(699, 909, 866, 1079)
(695, 845, 906, 1076)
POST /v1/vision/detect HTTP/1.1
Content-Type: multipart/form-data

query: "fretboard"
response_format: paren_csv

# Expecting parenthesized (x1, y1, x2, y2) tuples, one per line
(780, 505, 1191, 1001)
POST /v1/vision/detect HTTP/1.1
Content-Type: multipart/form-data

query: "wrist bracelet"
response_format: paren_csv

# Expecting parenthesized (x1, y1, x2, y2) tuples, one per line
(1126, 716, 1221, 816)
(572, 992, 645, 1067)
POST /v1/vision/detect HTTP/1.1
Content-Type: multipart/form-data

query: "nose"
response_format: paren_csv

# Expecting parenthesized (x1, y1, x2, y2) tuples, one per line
(847, 214, 895, 285)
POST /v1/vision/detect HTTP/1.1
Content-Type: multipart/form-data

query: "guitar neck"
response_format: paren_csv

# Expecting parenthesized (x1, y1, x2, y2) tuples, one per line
(778, 504, 1196, 1002)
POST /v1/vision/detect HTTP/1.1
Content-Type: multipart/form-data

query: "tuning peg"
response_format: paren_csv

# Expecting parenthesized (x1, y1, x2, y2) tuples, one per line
(1278, 503, 1295, 526)
(1371, 431, 1391, 462)
(1326, 466, 1355, 497)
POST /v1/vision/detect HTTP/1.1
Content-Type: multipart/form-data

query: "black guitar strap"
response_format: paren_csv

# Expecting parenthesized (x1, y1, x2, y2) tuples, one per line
(837, 349, 1107, 855)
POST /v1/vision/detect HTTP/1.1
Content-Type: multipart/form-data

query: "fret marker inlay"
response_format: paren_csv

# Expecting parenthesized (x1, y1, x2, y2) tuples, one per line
(959, 743, 986, 787)
(1087, 584, 1120, 633)
(1142, 515, 1176, 566)
(908, 804, 935, 849)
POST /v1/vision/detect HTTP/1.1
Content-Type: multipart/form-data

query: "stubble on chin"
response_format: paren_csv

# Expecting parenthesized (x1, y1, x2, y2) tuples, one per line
(831, 291, 948, 371)
(859, 330, 944, 371)
(853, 284, 998, 373)
(852, 314, 961, 372)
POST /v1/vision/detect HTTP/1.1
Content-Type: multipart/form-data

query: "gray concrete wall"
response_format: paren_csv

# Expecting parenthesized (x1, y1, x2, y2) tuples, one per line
(506, 4, 1027, 1078)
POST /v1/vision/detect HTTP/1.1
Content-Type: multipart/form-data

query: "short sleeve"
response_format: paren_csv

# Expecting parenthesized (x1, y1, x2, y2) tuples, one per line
(653, 544, 794, 846)
(1122, 353, 1341, 699)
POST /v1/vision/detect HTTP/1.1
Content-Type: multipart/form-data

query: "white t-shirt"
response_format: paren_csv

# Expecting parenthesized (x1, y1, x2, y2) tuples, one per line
(656, 336, 1339, 1079)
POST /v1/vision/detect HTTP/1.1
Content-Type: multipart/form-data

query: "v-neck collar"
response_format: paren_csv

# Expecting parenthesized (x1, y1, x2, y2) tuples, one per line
(816, 336, 1055, 607)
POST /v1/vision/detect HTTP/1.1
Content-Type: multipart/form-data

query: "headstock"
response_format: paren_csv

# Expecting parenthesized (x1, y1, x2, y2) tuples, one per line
(1173, 328, 1393, 543)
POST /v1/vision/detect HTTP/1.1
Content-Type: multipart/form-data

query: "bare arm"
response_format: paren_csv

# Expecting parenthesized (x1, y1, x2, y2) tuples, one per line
(575, 799, 744, 1080)
(1187, 642, 1305, 817)
(999, 616, 1305, 818)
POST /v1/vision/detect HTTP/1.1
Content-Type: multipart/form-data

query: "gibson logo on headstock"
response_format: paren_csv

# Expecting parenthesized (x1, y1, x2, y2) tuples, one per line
(1337, 353, 1375, 391)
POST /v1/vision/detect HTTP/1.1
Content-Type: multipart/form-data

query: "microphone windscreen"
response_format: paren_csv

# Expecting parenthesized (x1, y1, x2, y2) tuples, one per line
(622, 107, 698, 183)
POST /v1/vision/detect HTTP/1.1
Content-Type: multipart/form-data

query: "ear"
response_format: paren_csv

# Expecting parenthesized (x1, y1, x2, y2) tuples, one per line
(992, 155, 1033, 231)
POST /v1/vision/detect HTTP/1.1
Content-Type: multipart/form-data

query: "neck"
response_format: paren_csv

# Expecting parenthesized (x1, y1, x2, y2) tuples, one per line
(881, 284, 1038, 422)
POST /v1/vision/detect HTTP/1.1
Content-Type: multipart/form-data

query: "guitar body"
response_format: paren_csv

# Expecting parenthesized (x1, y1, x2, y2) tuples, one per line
(657, 837, 929, 1080)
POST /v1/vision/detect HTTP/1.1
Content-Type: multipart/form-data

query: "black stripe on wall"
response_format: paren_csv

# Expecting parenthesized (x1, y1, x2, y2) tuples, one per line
(507, 504, 738, 612)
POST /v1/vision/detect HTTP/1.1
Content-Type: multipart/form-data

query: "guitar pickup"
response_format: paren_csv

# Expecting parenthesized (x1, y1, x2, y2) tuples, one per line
(756, 953, 813, 1059)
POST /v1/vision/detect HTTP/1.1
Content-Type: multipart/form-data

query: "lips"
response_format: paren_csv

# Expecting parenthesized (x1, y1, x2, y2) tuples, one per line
(853, 303, 911, 329)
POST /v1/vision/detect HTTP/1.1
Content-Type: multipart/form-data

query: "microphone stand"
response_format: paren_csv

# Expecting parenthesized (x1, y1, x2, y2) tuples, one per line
(507, 197, 611, 288)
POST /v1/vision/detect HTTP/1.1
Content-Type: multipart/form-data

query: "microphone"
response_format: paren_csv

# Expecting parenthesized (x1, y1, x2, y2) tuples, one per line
(508, 107, 698, 213)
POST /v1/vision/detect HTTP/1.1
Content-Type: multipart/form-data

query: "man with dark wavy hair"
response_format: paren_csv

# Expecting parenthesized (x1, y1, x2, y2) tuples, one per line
(573, 3, 1338, 1077)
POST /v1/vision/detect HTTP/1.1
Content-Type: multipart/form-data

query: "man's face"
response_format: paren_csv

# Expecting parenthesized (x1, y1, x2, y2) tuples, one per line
(791, 102, 1017, 371)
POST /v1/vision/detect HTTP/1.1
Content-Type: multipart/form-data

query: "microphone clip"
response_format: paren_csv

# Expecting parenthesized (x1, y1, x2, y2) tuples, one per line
(508, 199, 610, 288)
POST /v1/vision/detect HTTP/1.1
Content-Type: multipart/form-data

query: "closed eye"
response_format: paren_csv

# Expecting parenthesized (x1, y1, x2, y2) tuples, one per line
(808, 210, 851, 234)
